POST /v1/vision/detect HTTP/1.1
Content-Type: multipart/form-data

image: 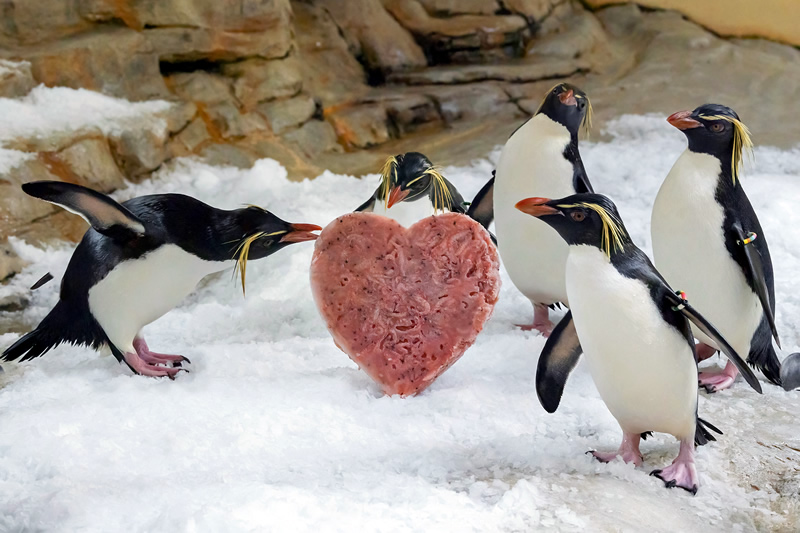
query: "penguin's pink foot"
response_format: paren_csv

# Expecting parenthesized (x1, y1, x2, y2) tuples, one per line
(650, 438, 698, 495)
(123, 351, 185, 379)
(516, 303, 554, 337)
(699, 360, 738, 393)
(695, 343, 717, 362)
(133, 338, 190, 366)
(589, 432, 642, 467)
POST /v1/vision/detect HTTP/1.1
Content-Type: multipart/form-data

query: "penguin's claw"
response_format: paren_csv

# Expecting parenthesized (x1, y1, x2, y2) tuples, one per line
(650, 469, 698, 495)
(589, 449, 643, 467)
(649, 438, 698, 495)
(123, 353, 187, 379)
(132, 337, 190, 367)
(698, 362, 738, 393)
(588, 433, 643, 467)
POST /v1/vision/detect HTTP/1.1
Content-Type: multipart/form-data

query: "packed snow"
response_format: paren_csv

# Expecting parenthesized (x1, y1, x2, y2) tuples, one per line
(1, 115, 800, 532)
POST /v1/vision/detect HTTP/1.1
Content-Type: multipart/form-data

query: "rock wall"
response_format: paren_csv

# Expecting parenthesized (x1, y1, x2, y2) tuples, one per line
(2, 0, 800, 288)
(584, 0, 800, 47)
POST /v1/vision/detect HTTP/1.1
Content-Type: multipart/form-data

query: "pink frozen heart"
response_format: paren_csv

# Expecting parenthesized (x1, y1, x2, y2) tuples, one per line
(310, 212, 500, 396)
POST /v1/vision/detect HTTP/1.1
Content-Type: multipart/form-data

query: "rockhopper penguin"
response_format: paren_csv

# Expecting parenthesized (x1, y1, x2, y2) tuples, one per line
(651, 104, 783, 391)
(474, 83, 593, 335)
(1, 181, 321, 378)
(355, 152, 468, 228)
(516, 193, 761, 494)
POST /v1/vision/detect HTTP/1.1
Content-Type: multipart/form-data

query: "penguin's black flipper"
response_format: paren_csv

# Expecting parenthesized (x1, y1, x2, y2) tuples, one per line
(467, 174, 494, 231)
(572, 160, 593, 194)
(30, 272, 54, 290)
(666, 291, 762, 394)
(354, 195, 376, 213)
(731, 222, 780, 348)
(22, 181, 145, 242)
(536, 311, 583, 413)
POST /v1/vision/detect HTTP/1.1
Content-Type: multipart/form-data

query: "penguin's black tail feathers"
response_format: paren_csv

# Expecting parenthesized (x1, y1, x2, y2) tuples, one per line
(748, 341, 782, 387)
(695, 417, 723, 446)
(1, 302, 103, 362)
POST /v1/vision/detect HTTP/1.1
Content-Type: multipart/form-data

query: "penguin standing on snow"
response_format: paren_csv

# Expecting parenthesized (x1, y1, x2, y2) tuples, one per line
(355, 152, 468, 228)
(1, 181, 321, 378)
(516, 193, 761, 494)
(470, 83, 593, 335)
(651, 104, 782, 391)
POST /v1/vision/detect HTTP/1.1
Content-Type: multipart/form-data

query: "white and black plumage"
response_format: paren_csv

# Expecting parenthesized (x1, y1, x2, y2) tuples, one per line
(516, 193, 761, 494)
(652, 104, 782, 391)
(472, 83, 593, 335)
(355, 152, 468, 228)
(1, 181, 321, 378)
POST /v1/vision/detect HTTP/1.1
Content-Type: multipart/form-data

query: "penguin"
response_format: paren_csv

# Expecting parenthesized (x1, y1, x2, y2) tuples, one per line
(1, 181, 321, 378)
(515, 193, 761, 494)
(355, 152, 467, 228)
(477, 83, 593, 335)
(651, 104, 782, 392)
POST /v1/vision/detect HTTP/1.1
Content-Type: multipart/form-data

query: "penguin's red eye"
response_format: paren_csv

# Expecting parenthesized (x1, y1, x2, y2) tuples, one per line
(571, 211, 586, 222)
(710, 123, 724, 133)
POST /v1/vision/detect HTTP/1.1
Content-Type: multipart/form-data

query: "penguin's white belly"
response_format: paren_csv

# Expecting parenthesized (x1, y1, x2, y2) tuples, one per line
(566, 246, 697, 438)
(494, 115, 575, 305)
(372, 198, 438, 228)
(88, 244, 231, 353)
(651, 150, 761, 352)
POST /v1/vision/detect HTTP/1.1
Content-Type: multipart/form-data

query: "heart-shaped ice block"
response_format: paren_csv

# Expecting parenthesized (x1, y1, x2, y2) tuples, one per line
(310, 212, 500, 396)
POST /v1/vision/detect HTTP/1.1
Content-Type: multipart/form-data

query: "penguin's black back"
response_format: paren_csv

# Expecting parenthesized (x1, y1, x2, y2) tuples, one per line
(716, 179, 780, 383)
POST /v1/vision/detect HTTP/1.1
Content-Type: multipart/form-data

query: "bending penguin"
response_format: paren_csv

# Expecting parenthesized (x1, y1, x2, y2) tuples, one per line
(470, 83, 593, 335)
(355, 152, 468, 228)
(1, 181, 321, 378)
(516, 193, 761, 494)
(651, 104, 783, 391)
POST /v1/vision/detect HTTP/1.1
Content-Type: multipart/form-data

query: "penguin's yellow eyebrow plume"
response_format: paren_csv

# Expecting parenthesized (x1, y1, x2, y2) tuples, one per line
(699, 114, 753, 185)
(575, 94, 593, 137)
(379, 156, 398, 204)
(558, 202, 625, 257)
(424, 167, 452, 213)
(232, 231, 284, 296)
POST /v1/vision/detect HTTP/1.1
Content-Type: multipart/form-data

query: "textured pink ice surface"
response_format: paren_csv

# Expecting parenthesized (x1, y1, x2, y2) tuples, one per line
(310, 212, 501, 396)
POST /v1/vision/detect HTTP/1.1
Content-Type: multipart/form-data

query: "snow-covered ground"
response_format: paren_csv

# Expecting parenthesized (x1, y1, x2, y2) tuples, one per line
(1, 111, 800, 532)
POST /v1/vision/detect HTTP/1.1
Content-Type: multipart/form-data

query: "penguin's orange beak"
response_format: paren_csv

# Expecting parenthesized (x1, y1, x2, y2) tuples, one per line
(280, 223, 322, 243)
(667, 110, 702, 130)
(559, 89, 577, 106)
(515, 197, 560, 217)
(387, 186, 410, 208)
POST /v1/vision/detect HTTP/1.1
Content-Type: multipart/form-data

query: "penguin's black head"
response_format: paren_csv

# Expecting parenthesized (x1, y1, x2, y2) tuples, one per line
(536, 83, 592, 137)
(515, 193, 629, 256)
(667, 104, 753, 183)
(380, 152, 451, 210)
(233, 206, 321, 293)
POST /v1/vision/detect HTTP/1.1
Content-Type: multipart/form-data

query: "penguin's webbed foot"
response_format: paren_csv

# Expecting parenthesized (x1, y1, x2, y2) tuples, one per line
(126, 337, 190, 379)
(698, 360, 738, 393)
(589, 449, 642, 467)
(588, 432, 643, 467)
(649, 438, 698, 495)
(123, 352, 186, 379)
(695, 343, 717, 362)
(516, 303, 554, 337)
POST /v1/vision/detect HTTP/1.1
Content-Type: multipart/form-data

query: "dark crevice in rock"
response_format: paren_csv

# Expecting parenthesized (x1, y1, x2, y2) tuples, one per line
(159, 59, 224, 76)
